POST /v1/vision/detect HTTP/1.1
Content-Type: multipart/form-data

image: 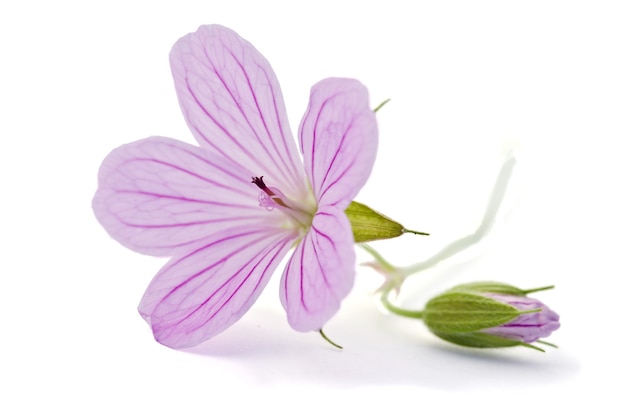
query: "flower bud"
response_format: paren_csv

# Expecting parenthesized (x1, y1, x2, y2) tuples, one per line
(423, 282, 560, 351)
(345, 201, 427, 243)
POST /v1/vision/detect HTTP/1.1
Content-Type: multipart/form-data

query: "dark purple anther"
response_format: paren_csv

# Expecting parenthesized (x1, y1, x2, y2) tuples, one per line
(252, 176, 287, 207)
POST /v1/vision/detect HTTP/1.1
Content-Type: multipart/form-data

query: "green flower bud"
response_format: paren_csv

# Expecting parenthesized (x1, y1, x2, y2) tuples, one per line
(423, 282, 560, 351)
(345, 201, 427, 243)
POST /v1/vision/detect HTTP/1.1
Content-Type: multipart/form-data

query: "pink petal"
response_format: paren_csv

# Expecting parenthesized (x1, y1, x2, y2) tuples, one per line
(139, 225, 295, 349)
(279, 206, 355, 331)
(93, 137, 280, 256)
(298, 78, 378, 209)
(170, 25, 308, 202)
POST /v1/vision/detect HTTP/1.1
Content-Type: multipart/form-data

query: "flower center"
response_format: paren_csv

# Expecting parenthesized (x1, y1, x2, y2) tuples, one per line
(251, 176, 315, 231)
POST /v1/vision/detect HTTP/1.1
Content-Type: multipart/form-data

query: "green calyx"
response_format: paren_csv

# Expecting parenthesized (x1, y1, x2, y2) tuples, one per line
(345, 201, 428, 243)
(421, 286, 547, 350)
(423, 291, 526, 333)
(422, 282, 555, 350)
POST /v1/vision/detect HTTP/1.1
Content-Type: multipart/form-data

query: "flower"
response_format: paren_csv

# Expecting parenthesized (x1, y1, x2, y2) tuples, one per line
(92, 25, 377, 348)
(422, 282, 560, 350)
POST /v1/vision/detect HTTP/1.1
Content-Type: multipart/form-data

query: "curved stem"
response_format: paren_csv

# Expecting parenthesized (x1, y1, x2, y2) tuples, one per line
(319, 329, 343, 349)
(359, 243, 395, 271)
(400, 153, 516, 277)
(380, 288, 424, 319)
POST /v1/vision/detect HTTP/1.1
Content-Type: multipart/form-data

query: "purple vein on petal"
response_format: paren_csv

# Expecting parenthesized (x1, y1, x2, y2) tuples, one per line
(144, 226, 296, 347)
(312, 221, 337, 289)
(297, 237, 309, 312)
(282, 239, 302, 312)
(153, 230, 277, 322)
(163, 141, 254, 187)
(184, 79, 268, 171)
(122, 157, 251, 198)
(114, 190, 256, 210)
(118, 215, 253, 229)
(195, 46, 269, 159)
(263, 66, 304, 189)
(160, 229, 272, 299)
(306, 93, 342, 196)
(220, 45, 302, 189)
(193, 236, 292, 330)
(317, 158, 357, 205)
(317, 122, 354, 202)
(183, 34, 301, 191)
(307, 97, 328, 194)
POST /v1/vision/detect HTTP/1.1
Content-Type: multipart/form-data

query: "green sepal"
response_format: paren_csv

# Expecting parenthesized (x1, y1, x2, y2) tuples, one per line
(423, 292, 521, 333)
(345, 201, 406, 243)
(447, 281, 555, 296)
(431, 331, 544, 351)
(447, 281, 528, 296)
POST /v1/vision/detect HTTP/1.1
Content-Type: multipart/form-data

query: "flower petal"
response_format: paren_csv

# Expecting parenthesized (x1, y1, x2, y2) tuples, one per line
(93, 137, 279, 256)
(482, 295, 561, 343)
(139, 225, 295, 349)
(299, 78, 378, 209)
(170, 24, 308, 201)
(279, 206, 355, 331)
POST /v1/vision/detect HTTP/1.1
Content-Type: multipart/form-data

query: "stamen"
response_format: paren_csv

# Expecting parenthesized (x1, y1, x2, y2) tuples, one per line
(251, 176, 271, 193)
(251, 176, 315, 230)
(251, 176, 287, 207)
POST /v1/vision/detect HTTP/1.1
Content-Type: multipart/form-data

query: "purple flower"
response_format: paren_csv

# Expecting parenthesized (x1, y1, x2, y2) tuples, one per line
(93, 25, 377, 348)
(482, 294, 560, 343)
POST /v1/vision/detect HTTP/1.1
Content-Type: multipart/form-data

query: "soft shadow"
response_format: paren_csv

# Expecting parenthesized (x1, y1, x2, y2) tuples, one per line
(183, 303, 579, 389)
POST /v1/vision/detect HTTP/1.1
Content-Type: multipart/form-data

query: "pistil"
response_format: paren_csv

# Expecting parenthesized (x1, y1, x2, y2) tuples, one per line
(251, 176, 315, 230)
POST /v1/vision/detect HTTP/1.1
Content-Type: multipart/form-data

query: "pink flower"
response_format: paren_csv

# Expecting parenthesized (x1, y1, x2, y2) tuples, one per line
(93, 25, 377, 348)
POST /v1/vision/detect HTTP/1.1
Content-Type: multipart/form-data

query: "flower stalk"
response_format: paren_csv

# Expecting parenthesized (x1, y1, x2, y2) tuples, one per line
(360, 151, 560, 351)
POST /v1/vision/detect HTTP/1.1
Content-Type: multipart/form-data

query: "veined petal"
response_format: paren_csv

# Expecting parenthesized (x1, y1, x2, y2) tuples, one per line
(299, 78, 378, 209)
(93, 137, 278, 256)
(279, 206, 355, 331)
(170, 25, 308, 201)
(139, 225, 295, 349)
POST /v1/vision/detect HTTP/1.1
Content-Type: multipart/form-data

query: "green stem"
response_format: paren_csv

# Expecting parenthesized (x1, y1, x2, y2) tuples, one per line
(380, 288, 424, 319)
(402, 228, 430, 236)
(359, 243, 395, 272)
(400, 153, 516, 277)
(319, 329, 343, 349)
(373, 98, 391, 113)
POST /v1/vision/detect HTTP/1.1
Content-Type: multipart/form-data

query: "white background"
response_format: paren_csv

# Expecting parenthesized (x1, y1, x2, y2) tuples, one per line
(2, 1, 624, 412)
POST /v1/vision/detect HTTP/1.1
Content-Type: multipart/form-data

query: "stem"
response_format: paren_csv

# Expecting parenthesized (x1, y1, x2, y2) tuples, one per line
(402, 228, 430, 236)
(319, 329, 343, 349)
(400, 153, 516, 277)
(359, 243, 395, 272)
(380, 288, 424, 319)
(373, 98, 391, 113)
